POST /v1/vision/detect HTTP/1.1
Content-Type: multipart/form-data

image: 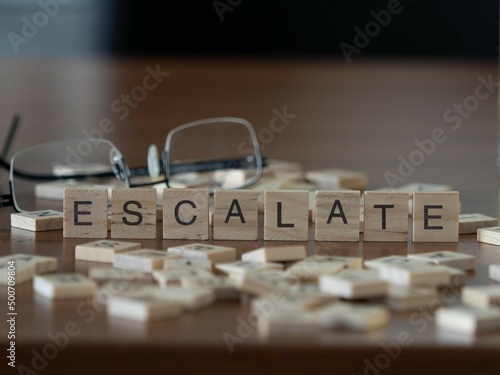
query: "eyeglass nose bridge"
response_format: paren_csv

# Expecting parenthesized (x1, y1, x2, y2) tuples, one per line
(109, 149, 131, 186)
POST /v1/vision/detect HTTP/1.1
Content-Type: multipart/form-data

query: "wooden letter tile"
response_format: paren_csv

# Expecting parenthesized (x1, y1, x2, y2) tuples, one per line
(241, 245, 306, 263)
(75, 240, 141, 263)
(490, 264, 500, 282)
(107, 293, 183, 322)
(213, 190, 259, 240)
(408, 250, 475, 271)
(319, 269, 388, 299)
(163, 189, 209, 240)
(412, 192, 459, 242)
(111, 188, 157, 239)
(364, 192, 408, 242)
(314, 191, 360, 241)
(264, 190, 309, 241)
(435, 306, 500, 335)
(462, 285, 500, 309)
(11, 210, 63, 232)
(63, 187, 108, 238)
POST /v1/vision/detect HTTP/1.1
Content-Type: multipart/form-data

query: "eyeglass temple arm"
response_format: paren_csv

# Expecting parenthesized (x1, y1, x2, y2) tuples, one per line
(167, 157, 267, 175)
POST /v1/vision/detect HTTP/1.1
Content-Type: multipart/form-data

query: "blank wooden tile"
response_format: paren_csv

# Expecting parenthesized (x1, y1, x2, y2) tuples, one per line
(463, 285, 500, 309)
(319, 269, 388, 299)
(241, 245, 306, 263)
(113, 249, 180, 273)
(181, 276, 240, 301)
(435, 306, 500, 335)
(317, 302, 389, 332)
(2, 253, 58, 274)
(33, 273, 97, 299)
(152, 286, 216, 311)
(75, 240, 141, 263)
(167, 243, 236, 263)
(152, 269, 214, 288)
(490, 264, 500, 282)
(253, 294, 333, 314)
(364, 192, 408, 242)
(88, 268, 146, 281)
(377, 262, 450, 287)
(477, 226, 500, 246)
(99, 281, 157, 301)
(257, 310, 318, 337)
(111, 189, 157, 239)
(11, 210, 63, 232)
(213, 190, 259, 240)
(0, 257, 36, 285)
(304, 169, 368, 190)
(215, 260, 283, 276)
(163, 189, 209, 240)
(438, 265, 467, 287)
(408, 250, 475, 271)
(64, 187, 108, 238)
(285, 257, 346, 280)
(315, 191, 360, 241)
(234, 270, 291, 296)
(459, 213, 498, 234)
(385, 285, 438, 312)
(412, 192, 459, 242)
(107, 293, 183, 322)
(163, 258, 212, 271)
(264, 190, 309, 241)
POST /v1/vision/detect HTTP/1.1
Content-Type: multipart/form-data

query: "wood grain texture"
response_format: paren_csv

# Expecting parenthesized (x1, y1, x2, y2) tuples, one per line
(10, 210, 63, 231)
(264, 190, 309, 241)
(63, 187, 108, 238)
(163, 189, 209, 240)
(315, 190, 360, 241)
(364, 192, 408, 242)
(111, 188, 157, 239)
(213, 190, 259, 240)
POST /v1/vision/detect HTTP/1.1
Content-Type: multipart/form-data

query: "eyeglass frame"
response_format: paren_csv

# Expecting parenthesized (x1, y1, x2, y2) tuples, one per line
(0, 116, 264, 213)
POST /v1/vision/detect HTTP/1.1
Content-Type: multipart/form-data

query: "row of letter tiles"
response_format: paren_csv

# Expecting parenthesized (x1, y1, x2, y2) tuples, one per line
(62, 188, 460, 242)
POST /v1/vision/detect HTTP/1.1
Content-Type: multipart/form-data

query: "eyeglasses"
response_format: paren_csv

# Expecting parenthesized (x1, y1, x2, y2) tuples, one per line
(0, 116, 263, 213)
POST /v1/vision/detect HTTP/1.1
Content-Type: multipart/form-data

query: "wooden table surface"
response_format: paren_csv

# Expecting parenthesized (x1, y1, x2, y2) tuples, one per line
(1, 58, 500, 375)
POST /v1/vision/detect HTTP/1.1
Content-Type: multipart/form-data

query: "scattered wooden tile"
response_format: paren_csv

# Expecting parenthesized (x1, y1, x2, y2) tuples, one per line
(241, 245, 306, 263)
(163, 258, 213, 271)
(152, 286, 216, 311)
(490, 264, 500, 282)
(33, 273, 97, 299)
(234, 269, 292, 296)
(435, 306, 500, 335)
(305, 169, 368, 190)
(107, 293, 183, 322)
(152, 269, 214, 288)
(364, 255, 427, 269)
(213, 190, 259, 240)
(253, 294, 334, 314)
(99, 281, 157, 302)
(363, 192, 408, 242)
(215, 260, 283, 276)
(317, 302, 389, 331)
(181, 276, 240, 301)
(88, 268, 146, 281)
(462, 285, 500, 309)
(113, 249, 180, 273)
(2, 253, 58, 274)
(0, 257, 36, 285)
(385, 285, 438, 312)
(319, 269, 388, 299)
(285, 257, 346, 280)
(111, 188, 157, 239)
(63, 187, 108, 238)
(438, 265, 467, 287)
(459, 213, 498, 234)
(412, 192, 459, 242)
(167, 243, 236, 264)
(163, 189, 209, 240)
(314, 191, 360, 241)
(408, 250, 475, 271)
(477, 226, 500, 246)
(264, 190, 309, 241)
(75, 240, 141, 263)
(257, 310, 318, 337)
(10, 210, 63, 232)
(377, 262, 450, 287)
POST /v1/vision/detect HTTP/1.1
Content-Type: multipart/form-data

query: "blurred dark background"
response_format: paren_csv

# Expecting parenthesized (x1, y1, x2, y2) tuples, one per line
(0, 0, 498, 59)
